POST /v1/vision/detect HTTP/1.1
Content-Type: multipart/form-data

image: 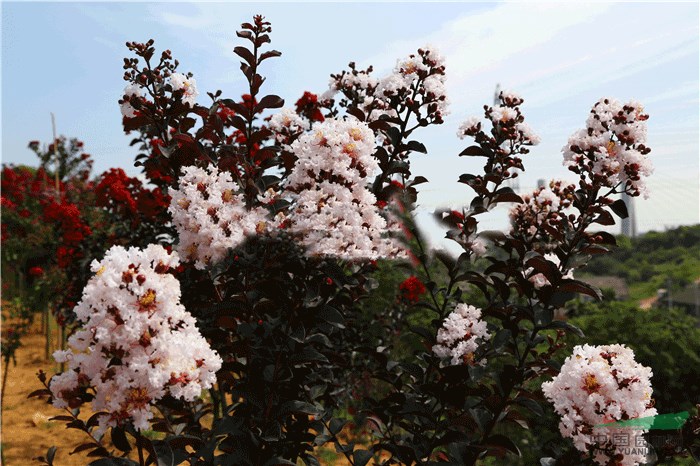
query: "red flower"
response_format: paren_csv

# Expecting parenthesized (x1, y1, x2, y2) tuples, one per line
(150, 138, 164, 156)
(217, 104, 236, 120)
(399, 276, 426, 304)
(56, 246, 77, 268)
(241, 94, 257, 111)
(0, 196, 16, 210)
(43, 201, 92, 247)
(295, 91, 325, 123)
(29, 266, 44, 277)
(95, 168, 168, 222)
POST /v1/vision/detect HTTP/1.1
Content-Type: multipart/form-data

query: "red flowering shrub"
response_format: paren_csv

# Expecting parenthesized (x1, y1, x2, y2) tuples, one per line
(43, 201, 92, 247)
(94, 168, 169, 223)
(399, 275, 426, 303)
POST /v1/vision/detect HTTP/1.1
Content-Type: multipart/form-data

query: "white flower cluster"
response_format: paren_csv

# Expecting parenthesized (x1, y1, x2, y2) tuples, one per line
(525, 253, 574, 290)
(286, 118, 403, 260)
(169, 166, 269, 270)
(324, 46, 448, 122)
(542, 344, 656, 466)
(509, 180, 575, 239)
(120, 83, 143, 119)
(268, 107, 310, 146)
(50, 245, 222, 433)
(433, 304, 491, 366)
(457, 90, 539, 146)
(381, 46, 449, 117)
(456, 116, 481, 139)
(169, 72, 198, 106)
(563, 98, 653, 198)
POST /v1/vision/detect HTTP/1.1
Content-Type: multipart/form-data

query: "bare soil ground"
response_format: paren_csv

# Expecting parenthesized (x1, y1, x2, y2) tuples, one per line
(1, 325, 110, 465)
(0, 321, 358, 465)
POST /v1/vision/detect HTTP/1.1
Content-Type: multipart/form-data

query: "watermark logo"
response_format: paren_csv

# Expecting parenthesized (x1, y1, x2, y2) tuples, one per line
(595, 411, 689, 430)
(590, 412, 689, 460)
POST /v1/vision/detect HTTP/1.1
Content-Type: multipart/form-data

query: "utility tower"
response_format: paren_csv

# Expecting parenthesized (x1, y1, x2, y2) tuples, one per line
(620, 191, 637, 238)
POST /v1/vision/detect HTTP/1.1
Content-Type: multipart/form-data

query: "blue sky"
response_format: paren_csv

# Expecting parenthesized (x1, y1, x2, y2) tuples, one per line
(2, 2, 698, 249)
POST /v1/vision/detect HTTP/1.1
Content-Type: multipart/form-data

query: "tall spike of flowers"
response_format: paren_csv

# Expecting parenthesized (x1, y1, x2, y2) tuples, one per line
(50, 245, 222, 433)
(563, 98, 653, 198)
(168, 165, 269, 269)
(433, 304, 491, 366)
(542, 344, 656, 466)
(285, 118, 404, 260)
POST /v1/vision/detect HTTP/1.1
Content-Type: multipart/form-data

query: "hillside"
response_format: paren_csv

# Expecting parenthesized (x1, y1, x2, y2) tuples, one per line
(581, 224, 700, 301)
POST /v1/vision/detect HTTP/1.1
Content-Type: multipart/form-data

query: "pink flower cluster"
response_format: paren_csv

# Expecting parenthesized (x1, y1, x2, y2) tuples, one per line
(563, 98, 653, 198)
(285, 118, 404, 260)
(433, 304, 491, 366)
(50, 245, 222, 433)
(168, 166, 269, 269)
(542, 344, 656, 466)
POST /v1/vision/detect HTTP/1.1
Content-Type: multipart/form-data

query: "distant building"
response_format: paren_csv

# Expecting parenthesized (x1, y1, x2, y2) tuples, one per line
(582, 276, 630, 301)
(655, 278, 700, 318)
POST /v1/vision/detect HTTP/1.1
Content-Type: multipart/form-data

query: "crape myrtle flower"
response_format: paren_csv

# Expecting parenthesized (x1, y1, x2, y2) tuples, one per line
(457, 89, 540, 147)
(433, 304, 491, 366)
(509, 180, 576, 241)
(50, 244, 222, 434)
(120, 83, 143, 119)
(285, 118, 405, 261)
(268, 107, 310, 147)
(563, 98, 653, 198)
(323, 46, 448, 124)
(542, 344, 656, 466)
(169, 72, 199, 106)
(168, 166, 269, 270)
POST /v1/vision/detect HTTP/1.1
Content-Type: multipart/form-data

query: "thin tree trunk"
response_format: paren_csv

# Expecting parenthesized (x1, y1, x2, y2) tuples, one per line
(44, 308, 50, 361)
(59, 323, 66, 372)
